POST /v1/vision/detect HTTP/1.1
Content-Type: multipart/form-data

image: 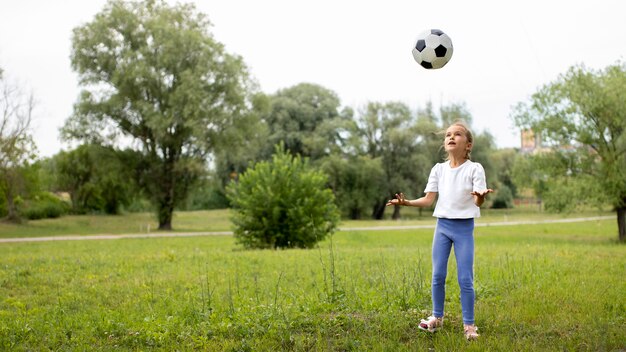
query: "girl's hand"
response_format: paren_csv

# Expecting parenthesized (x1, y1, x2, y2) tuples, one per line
(471, 189, 494, 198)
(471, 189, 493, 207)
(386, 192, 407, 206)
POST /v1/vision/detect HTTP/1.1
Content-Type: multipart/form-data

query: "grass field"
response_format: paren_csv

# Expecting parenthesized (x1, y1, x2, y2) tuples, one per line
(1, 210, 624, 351)
(0, 207, 615, 238)
(0, 210, 234, 238)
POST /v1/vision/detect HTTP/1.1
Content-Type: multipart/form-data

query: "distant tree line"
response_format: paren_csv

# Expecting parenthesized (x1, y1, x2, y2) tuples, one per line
(2, 77, 513, 223)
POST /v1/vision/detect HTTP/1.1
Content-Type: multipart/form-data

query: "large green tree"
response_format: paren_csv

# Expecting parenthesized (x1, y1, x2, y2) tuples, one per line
(63, 0, 258, 229)
(354, 101, 426, 219)
(513, 62, 626, 242)
(263, 83, 352, 160)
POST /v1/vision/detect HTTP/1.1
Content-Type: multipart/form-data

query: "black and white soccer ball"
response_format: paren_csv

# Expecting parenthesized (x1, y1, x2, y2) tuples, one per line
(412, 29, 453, 69)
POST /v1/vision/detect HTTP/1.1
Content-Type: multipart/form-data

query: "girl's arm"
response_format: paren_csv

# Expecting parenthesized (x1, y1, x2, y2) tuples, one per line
(386, 192, 437, 208)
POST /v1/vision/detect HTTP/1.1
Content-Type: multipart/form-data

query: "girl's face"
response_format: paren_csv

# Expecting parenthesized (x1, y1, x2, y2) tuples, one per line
(444, 124, 472, 157)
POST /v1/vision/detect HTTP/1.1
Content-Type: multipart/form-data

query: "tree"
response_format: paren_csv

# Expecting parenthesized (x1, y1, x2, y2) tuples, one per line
(0, 69, 37, 222)
(513, 61, 626, 242)
(63, 0, 258, 229)
(511, 152, 550, 207)
(263, 83, 352, 160)
(489, 148, 518, 209)
(354, 101, 424, 219)
(490, 148, 518, 198)
(411, 104, 445, 217)
(211, 93, 271, 206)
(53, 144, 140, 214)
(355, 100, 492, 220)
(320, 153, 385, 219)
(226, 145, 340, 249)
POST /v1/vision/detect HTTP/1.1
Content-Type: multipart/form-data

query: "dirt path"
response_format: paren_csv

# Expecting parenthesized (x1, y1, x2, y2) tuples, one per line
(0, 216, 613, 243)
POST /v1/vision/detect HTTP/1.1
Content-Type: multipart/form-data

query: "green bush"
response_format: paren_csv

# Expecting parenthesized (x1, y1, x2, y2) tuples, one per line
(53, 144, 141, 215)
(227, 146, 340, 249)
(491, 184, 514, 209)
(20, 192, 71, 220)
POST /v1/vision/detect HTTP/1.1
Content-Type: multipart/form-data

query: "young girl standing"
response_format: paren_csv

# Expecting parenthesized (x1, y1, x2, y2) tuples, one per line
(386, 122, 492, 340)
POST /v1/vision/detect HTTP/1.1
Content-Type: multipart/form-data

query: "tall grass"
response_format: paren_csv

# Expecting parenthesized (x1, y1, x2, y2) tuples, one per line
(1, 217, 624, 351)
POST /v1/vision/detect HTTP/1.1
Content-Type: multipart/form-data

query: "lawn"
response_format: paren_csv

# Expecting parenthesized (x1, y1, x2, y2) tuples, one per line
(0, 207, 614, 238)
(0, 210, 234, 238)
(0, 211, 624, 351)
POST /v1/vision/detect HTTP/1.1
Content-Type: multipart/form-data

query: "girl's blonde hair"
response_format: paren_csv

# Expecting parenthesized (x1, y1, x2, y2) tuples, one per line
(442, 121, 473, 160)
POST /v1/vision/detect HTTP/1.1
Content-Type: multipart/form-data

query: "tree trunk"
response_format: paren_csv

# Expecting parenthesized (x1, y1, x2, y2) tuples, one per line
(392, 204, 401, 220)
(158, 201, 173, 230)
(371, 200, 386, 220)
(2, 171, 21, 223)
(157, 157, 175, 230)
(618, 206, 625, 243)
(4, 187, 21, 223)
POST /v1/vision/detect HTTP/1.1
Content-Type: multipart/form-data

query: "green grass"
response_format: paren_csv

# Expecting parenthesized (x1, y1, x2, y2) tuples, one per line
(0, 210, 233, 238)
(1, 215, 624, 351)
(0, 207, 614, 238)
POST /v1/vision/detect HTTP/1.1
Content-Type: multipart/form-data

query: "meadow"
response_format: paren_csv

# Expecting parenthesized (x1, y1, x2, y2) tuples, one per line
(0, 206, 613, 238)
(0, 210, 624, 351)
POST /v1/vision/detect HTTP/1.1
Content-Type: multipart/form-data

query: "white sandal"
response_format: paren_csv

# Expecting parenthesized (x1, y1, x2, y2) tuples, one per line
(418, 316, 443, 332)
(464, 324, 479, 340)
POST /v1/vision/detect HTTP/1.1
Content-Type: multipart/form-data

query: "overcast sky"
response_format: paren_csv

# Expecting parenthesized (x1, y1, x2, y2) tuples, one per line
(1, 0, 624, 157)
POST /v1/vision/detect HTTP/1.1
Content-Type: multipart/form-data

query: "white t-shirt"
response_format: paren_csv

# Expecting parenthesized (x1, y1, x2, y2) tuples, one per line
(424, 160, 487, 219)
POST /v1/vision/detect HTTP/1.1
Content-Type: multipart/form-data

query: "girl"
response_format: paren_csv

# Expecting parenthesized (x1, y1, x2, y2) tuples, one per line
(386, 122, 492, 341)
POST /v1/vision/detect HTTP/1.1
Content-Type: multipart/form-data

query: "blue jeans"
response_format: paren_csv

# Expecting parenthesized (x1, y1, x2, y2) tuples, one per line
(431, 218, 475, 325)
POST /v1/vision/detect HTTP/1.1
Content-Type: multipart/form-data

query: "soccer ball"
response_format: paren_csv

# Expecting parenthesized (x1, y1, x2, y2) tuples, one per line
(412, 29, 453, 69)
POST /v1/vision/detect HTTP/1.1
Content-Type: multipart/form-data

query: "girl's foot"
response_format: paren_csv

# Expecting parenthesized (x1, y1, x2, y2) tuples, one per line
(464, 324, 479, 340)
(418, 316, 443, 333)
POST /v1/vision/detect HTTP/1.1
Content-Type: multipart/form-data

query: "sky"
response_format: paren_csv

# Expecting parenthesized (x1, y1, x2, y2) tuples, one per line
(1, 0, 625, 157)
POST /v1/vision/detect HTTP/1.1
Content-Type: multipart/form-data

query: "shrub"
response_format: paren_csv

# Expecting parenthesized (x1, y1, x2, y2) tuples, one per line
(53, 144, 141, 215)
(20, 192, 71, 220)
(491, 185, 514, 209)
(226, 146, 340, 249)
